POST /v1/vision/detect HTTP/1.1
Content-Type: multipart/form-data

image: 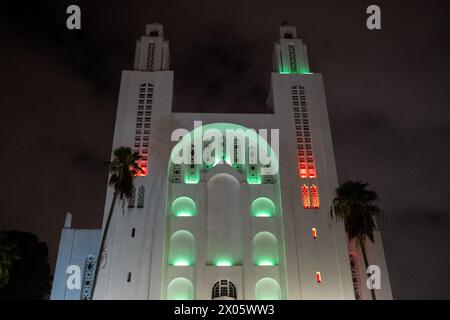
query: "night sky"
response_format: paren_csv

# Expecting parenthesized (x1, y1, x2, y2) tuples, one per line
(1, 1, 449, 299)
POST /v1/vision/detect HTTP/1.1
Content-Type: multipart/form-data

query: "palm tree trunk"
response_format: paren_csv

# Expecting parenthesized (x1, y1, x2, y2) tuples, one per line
(359, 238, 376, 300)
(91, 191, 117, 299)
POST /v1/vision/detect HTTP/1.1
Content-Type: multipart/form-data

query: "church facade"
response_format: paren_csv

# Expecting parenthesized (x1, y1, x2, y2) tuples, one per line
(51, 23, 392, 300)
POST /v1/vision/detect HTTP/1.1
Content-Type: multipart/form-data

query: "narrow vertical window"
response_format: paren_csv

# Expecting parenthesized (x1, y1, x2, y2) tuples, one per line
(128, 187, 136, 208)
(127, 272, 132, 283)
(147, 43, 155, 70)
(316, 272, 322, 283)
(310, 184, 320, 208)
(80, 256, 96, 300)
(131, 228, 136, 238)
(288, 44, 297, 73)
(137, 186, 145, 208)
(134, 82, 153, 176)
(312, 228, 317, 239)
(301, 184, 311, 209)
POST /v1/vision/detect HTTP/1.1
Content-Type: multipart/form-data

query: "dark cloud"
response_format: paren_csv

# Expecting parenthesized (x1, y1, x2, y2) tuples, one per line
(0, 0, 449, 299)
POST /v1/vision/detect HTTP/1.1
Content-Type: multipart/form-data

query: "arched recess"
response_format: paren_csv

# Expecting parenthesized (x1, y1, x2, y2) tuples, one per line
(171, 196, 196, 217)
(167, 277, 194, 300)
(206, 173, 242, 266)
(253, 232, 279, 266)
(168, 230, 195, 266)
(255, 278, 281, 300)
(251, 197, 276, 217)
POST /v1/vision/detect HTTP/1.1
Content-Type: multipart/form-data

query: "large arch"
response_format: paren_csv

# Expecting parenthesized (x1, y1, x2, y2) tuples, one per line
(253, 232, 279, 266)
(168, 123, 280, 184)
(168, 230, 195, 266)
(167, 277, 194, 300)
(255, 278, 281, 300)
(206, 173, 242, 266)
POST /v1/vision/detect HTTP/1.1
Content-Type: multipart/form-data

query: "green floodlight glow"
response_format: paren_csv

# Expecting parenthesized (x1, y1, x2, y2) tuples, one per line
(176, 212, 192, 217)
(184, 171, 200, 184)
(215, 259, 233, 267)
(279, 70, 312, 75)
(251, 197, 276, 217)
(168, 230, 195, 266)
(255, 211, 271, 217)
(172, 259, 192, 267)
(253, 232, 279, 266)
(167, 278, 194, 300)
(278, 64, 311, 75)
(247, 172, 262, 185)
(171, 196, 196, 217)
(255, 278, 281, 300)
(256, 260, 277, 266)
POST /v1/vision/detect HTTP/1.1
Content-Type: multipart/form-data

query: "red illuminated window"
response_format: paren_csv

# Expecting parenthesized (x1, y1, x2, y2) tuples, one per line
(316, 272, 322, 283)
(308, 164, 317, 178)
(299, 163, 307, 178)
(312, 228, 317, 239)
(310, 185, 320, 208)
(302, 184, 311, 208)
(135, 160, 148, 176)
(133, 82, 154, 177)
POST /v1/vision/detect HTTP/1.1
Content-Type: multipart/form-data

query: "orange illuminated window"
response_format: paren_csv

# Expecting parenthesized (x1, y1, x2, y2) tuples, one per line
(301, 184, 311, 209)
(310, 184, 320, 208)
(316, 272, 322, 283)
(312, 228, 317, 239)
(298, 163, 307, 178)
(135, 160, 148, 176)
(308, 166, 317, 178)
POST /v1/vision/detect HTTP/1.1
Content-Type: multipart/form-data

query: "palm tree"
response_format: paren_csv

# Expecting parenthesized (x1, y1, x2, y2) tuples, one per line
(330, 181, 382, 300)
(91, 147, 143, 299)
(0, 232, 20, 289)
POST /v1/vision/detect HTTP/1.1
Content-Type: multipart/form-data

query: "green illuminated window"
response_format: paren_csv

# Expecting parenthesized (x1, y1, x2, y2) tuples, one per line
(184, 167, 200, 184)
(247, 165, 261, 184)
(251, 197, 276, 217)
(171, 196, 196, 217)
(253, 232, 279, 266)
(255, 278, 281, 300)
(167, 277, 194, 300)
(168, 230, 195, 266)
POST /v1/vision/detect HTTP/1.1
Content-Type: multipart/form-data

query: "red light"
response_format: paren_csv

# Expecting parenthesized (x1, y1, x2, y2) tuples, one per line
(310, 185, 320, 208)
(134, 160, 148, 177)
(312, 228, 317, 239)
(302, 185, 311, 209)
(298, 163, 307, 178)
(316, 272, 322, 283)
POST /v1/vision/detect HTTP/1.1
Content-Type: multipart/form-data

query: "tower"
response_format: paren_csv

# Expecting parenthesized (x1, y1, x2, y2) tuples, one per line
(51, 23, 392, 300)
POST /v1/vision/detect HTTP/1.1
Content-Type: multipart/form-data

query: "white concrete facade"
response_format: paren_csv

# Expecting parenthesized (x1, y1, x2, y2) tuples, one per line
(51, 23, 392, 300)
(50, 214, 101, 300)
